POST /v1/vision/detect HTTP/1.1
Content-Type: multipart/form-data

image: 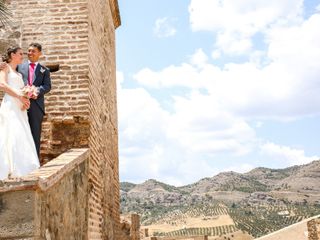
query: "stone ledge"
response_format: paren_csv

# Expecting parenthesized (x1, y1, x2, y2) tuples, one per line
(0, 148, 89, 193)
(109, 0, 121, 28)
(255, 214, 320, 240)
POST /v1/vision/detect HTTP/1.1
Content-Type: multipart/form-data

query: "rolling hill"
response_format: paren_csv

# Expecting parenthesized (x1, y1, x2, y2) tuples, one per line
(120, 160, 320, 238)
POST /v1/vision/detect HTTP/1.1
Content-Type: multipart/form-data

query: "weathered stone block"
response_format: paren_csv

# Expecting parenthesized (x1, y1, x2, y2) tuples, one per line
(308, 218, 320, 240)
(0, 190, 37, 239)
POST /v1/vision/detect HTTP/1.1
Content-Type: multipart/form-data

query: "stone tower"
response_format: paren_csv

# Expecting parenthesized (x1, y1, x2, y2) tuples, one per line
(0, 0, 121, 239)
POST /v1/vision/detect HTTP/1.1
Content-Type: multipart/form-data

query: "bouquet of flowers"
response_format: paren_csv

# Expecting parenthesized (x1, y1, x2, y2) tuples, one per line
(21, 85, 39, 99)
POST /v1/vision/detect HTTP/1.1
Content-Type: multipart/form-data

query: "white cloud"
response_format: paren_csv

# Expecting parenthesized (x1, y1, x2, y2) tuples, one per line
(188, 0, 304, 55)
(167, 91, 256, 156)
(211, 49, 221, 59)
(267, 14, 320, 69)
(118, 87, 169, 143)
(189, 48, 208, 68)
(133, 63, 202, 89)
(255, 121, 263, 128)
(260, 142, 319, 165)
(117, 85, 171, 183)
(117, 76, 257, 184)
(215, 31, 252, 55)
(134, 13, 320, 120)
(153, 17, 177, 38)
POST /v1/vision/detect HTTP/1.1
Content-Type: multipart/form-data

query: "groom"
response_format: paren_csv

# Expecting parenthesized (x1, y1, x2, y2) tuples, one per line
(18, 43, 51, 158)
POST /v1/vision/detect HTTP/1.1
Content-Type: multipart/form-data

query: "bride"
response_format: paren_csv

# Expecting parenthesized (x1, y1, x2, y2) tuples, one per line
(0, 46, 39, 179)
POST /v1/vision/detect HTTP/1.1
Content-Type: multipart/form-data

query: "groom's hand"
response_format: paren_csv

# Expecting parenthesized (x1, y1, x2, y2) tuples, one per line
(30, 94, 38, 100)
(0, 62, 8, 71)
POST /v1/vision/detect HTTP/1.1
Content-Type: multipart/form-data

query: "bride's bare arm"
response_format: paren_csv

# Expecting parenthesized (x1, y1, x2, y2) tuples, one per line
(0, 69, 30, 108)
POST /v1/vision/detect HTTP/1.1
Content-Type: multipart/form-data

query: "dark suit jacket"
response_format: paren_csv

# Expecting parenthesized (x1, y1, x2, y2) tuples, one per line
(17, 61, 51, 114)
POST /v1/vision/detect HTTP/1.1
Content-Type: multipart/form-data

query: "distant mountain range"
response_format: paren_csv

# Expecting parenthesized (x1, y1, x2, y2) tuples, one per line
(120, 160, 320, 238)
(121, 160, 320, 208)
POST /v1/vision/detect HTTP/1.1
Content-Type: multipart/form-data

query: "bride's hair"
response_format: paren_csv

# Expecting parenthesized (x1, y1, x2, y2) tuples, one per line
(2, 46, 22, 63)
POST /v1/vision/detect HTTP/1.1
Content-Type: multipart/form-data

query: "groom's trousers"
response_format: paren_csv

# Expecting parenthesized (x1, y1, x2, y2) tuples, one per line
(28, 102, 44, 160)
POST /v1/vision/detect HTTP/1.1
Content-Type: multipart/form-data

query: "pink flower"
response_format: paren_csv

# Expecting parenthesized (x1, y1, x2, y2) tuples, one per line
(21, 85, 39, 99)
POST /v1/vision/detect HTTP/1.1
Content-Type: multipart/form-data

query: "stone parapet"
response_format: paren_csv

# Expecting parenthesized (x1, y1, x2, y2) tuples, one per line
(155, 236, 208, 240)
(0, 148, 89, 239)
(131, 213, 141, 240)
(255, 215, 320, 240)
(0, 148, 89, 193)
(308, 218, 320, 240)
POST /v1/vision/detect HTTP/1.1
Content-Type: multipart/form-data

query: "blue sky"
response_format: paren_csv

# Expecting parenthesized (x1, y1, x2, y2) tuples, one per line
(116, 0, 320, 186)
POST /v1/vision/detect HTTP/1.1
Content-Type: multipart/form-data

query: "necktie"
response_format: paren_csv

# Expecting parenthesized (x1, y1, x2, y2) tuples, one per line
(28, 63, 36, 86)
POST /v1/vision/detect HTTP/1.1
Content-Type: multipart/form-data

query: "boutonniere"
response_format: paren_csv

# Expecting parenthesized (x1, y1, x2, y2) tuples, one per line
(40, 67, 46, 73)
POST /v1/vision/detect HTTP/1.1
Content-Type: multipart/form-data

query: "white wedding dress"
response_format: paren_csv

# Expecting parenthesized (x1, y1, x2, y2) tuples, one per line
(0, 67, 39, 179)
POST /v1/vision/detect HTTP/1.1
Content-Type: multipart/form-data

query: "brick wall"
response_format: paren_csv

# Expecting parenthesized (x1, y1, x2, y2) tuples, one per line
(0, 0, 91, 162)
(87, 0, 120, 238)
(0, 0, 121, 239)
